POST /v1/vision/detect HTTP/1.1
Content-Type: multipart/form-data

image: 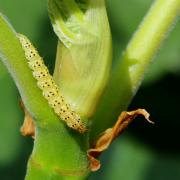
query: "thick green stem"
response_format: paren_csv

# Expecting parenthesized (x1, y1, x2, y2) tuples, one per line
(90, 0, 180, 140)
(26, 124, 89, 180)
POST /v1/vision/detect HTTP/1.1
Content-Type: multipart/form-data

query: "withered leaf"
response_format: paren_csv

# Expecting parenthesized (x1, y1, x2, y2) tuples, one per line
(19, 100, 35, 138)
(88, 109, 154, 171)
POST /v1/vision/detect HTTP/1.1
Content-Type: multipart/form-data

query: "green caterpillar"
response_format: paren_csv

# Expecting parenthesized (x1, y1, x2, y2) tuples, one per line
(18, 34, 86, 133)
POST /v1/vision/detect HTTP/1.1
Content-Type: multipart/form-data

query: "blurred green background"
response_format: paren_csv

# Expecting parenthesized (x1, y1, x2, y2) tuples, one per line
(0, 0, 180, 179)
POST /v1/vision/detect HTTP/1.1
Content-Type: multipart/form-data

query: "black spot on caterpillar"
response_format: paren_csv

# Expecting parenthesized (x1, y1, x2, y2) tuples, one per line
(18, 34, 87, 133)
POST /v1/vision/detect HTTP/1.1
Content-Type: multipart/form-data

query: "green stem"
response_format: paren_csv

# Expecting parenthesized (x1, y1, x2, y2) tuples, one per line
(0, 14, 90, 179)
(0, 14, 56, 125)
(26, 125, 89, 180)
(90, 0, 180, 140)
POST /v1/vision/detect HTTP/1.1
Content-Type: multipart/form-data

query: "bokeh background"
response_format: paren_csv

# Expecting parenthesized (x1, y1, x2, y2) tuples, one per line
(0, 0, 180, 179)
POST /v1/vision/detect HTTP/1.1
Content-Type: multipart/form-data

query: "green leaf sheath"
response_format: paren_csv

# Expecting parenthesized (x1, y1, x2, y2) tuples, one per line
(48, 0, 112, 118)
(90, 0, 180, 140)
(0, 14, 90, 179)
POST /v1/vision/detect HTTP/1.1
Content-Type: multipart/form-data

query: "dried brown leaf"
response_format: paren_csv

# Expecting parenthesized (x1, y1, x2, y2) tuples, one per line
(19, 100, 35, 138)
(88, 109, 154, 171)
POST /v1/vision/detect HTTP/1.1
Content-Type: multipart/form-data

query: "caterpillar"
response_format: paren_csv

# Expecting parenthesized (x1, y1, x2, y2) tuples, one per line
(18, 34, 87, 133)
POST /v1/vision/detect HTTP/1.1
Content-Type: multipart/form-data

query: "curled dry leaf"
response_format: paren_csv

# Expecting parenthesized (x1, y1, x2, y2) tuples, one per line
(19, 100, 35, 138)
(88, 109, 154, 171)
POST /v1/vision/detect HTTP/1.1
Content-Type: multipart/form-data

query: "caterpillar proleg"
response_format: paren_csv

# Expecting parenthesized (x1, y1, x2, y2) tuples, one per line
(18, 34, 87, 133)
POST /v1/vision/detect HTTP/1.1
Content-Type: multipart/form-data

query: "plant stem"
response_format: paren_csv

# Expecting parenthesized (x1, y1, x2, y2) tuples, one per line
(90, 0, 180, 140)
(0, 14, 56, 124)
(0, 14, 90, 179)
(26, 125, 89, 180)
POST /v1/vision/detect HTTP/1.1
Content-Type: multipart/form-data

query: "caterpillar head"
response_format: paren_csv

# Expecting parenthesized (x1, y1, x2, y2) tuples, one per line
(18, 34, 31, 48)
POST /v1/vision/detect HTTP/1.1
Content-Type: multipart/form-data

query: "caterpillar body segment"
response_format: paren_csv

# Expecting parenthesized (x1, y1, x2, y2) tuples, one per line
(28, 58, 44, 69)
(18, 34, 87, 133)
